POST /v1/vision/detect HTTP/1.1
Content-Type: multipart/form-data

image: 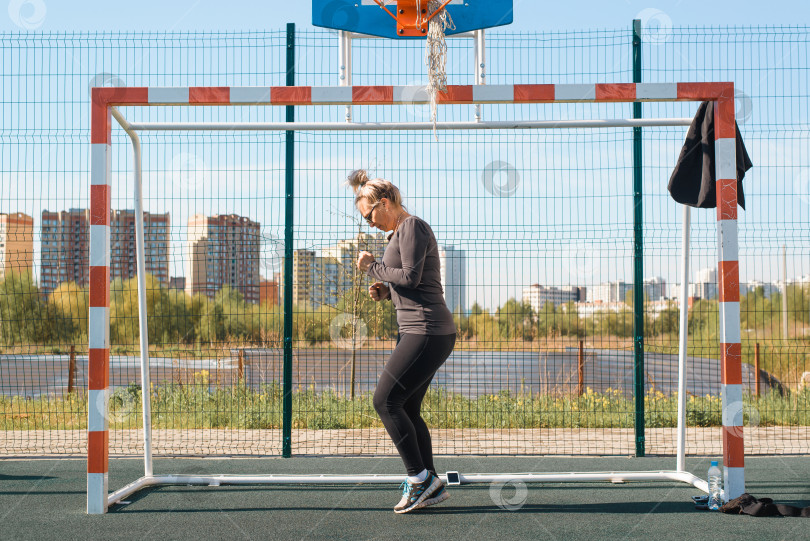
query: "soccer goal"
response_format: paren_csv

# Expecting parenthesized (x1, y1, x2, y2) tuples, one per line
(87, 77, 744, 514)
(86, 0, 744, 515)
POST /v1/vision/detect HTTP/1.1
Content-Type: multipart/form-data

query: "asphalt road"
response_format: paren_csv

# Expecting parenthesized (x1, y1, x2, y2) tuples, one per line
(0, 347, 773, 399)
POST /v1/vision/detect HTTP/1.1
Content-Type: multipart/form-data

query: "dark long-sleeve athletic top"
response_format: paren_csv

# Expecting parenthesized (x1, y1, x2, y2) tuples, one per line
(366, 215, 457, 335)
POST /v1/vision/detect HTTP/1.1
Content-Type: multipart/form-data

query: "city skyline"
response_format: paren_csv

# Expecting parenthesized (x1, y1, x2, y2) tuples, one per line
(5, 150, 803, 311)
(5, 207, 808, 315)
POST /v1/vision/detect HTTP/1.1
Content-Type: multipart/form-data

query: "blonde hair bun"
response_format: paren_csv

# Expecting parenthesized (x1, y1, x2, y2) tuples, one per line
(345, 169, 370, 193)
(344, 168, 408, 213)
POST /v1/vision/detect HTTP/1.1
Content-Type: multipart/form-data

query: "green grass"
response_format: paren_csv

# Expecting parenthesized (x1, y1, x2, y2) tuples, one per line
(3, 370, 809, 430)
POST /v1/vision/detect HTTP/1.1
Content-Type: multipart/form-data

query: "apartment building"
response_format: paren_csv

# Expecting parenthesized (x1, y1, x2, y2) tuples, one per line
(186, 213, 261, 303)
(0, 212, 34, 279)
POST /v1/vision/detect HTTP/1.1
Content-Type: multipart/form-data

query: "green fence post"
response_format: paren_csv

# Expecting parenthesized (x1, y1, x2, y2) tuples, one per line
(632, 18, 645, 457)
(282, 22, 296, 458)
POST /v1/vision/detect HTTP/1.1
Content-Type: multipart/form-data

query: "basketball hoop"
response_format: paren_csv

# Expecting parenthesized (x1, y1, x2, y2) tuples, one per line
(313, 0, 514, 138)
(370, 0, 454, 37)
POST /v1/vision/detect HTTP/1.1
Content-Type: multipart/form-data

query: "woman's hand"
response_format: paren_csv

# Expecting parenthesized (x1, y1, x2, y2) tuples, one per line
(357, 251, 375, 272)
(368, 282, 390, 301)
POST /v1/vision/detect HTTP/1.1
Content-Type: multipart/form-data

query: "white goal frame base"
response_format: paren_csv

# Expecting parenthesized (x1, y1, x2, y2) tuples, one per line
(106, 471, 709, 509)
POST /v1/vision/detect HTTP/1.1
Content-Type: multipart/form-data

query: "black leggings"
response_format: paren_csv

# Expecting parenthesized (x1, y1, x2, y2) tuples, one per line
(373, 332, 456, 476)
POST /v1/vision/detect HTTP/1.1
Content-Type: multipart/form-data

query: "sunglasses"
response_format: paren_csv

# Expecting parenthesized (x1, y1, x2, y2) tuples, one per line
(363, 200, 383, 225)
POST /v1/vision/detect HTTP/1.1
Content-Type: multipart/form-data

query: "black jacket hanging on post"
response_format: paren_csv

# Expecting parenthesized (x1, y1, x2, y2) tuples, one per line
(668, 100, 753, 209)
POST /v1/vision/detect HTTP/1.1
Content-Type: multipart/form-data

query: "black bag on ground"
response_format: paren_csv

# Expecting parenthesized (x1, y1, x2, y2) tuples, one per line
(721, 493, 810, 517)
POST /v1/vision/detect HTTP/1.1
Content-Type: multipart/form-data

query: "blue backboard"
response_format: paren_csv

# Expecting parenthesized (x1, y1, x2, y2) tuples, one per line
(312, 0, 513, 39)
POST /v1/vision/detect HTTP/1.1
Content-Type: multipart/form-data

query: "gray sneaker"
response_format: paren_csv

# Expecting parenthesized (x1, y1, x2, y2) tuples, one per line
(415, 479, 450, 509)
(393, 472, 442, 514)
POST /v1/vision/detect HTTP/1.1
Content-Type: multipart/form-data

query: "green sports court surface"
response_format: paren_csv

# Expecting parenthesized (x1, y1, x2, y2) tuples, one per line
(2, 456, 808, 540)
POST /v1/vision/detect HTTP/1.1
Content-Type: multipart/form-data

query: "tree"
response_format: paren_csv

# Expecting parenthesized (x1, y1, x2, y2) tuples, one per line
(215, 285, 256, 340)
(0, 271, 50, 346)
(468, 311, 502, 343)
(624, 288, 649, 309)
(160, 287, 200, 344)
(688, 299, 720, 344)
(111, 274, 205, 346)
(366, 292, 397, 340)
(558, 301, 584, 337)
(599, 309, 634, 338)
(454, 312, 472, 340)
(496, 297, 535, 340)
(110, 276, 139, 345)
(536, 301, 584, 338)
(335, 283, 396, 340)
(740, 289, 777, 331)
(196, 293, 224, 344)
(535, 302, 557, 337)
(786, 284, 809, 326)
(647, 302, 679, 336)
(259, 304, 283, 344)
(48, 282, 89, 341)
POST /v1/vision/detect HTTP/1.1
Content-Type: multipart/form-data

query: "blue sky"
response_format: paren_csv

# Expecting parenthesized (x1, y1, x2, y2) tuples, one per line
(1, 1, 808, 310)
(1, 0, 807, 33)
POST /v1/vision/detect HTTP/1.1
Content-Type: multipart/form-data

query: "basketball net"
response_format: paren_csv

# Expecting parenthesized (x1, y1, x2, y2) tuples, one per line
(374, 1, 455, 140)
(424, 0, 455, 140)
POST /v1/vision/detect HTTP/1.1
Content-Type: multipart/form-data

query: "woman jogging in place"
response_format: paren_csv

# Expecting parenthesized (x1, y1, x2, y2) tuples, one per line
(346, 169, 457, 514)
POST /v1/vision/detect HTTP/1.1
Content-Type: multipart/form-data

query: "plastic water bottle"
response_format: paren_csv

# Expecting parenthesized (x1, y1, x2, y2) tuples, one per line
(707, 461, 722, 510)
